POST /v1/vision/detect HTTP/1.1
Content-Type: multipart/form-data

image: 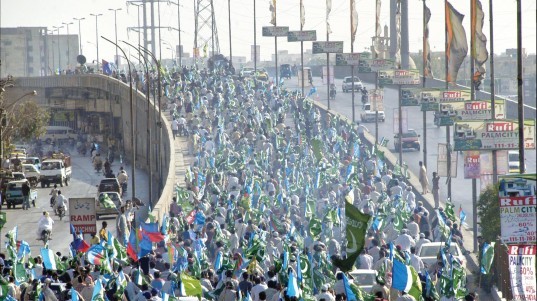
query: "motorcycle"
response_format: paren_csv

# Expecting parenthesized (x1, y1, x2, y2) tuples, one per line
(57, 206, 65, 221)
(40, 229, 51, 246)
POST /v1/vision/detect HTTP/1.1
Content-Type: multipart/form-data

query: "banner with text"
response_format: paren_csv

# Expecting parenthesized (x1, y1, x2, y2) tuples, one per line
(434, 99, 506, 126)
(499, 175, 536, 244)
(454, 120, 536, 151)
(358, 59, 396, 73)
(508, 245, 537, 301)
(287, 30, 317, 42)
(69, 198, 97, 234)
(402, 88, 427, 106)
(378, 69, 420, 85)
(312, 41, 344, 54)
(463, 151, 480, 179)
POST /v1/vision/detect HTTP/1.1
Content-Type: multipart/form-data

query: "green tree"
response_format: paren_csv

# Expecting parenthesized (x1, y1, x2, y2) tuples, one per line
(1, 100, 50, 148)
(476, 184, 500, 242)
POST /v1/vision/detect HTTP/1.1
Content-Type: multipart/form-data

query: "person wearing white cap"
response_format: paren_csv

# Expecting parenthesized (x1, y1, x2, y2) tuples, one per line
(315, 284, 335, 301)
(415, 233, 431, 255)
(394, 229, 416, 253)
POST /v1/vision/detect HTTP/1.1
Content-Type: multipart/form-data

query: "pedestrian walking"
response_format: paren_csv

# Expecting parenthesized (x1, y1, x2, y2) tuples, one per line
(419, 161, 429, 194)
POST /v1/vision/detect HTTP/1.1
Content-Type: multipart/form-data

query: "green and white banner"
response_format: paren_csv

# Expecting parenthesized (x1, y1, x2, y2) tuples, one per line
(454, 120, 535, 151)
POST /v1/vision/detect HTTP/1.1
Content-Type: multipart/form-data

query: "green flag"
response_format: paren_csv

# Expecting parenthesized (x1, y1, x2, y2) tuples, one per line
(452, 261, 467, 299)
(181, 273, 202, 298)
(444, 202, 456, 222)
(332, 192, 372, 272)
(408, 266, 423, 301)
(99, 194, 116, 209)
(311, 138, 324, 162)
(308, 218, 322, 239)
(480, 242, 495, 274)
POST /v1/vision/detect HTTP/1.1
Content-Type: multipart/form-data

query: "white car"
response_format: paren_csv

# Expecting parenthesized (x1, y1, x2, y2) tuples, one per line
(418, 242, 466, 269)
(349, 269, 377, 292)
(342, 76, 363, 92)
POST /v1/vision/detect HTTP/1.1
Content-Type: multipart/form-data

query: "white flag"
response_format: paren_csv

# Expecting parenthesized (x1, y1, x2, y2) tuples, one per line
(326, 0, 332, 34)
(351, 0, 358, 45)
(300, 0, 305, 29)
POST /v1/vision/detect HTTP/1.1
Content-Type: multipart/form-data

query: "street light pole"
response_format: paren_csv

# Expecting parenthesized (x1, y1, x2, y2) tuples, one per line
(73, 17, 85, 55)
(62, 22, 73, 69)
(52, 26, 63, 73)
(228, 0, 232, 67)
(138, 45, 163, 198)
(102, 36, 135, 203)
(167, 1, 183, 67)
(90, 13, 103, 72)
(48, 30, 56, 74)
(109, 8, 122, 66)
(122, 40, 153, 203)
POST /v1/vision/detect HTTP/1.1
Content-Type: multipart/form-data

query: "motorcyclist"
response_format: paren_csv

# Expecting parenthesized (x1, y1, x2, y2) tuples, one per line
(104, 158, 112, 175)
(49, 184, 59, 207)
(36, 211, 54, 239)
(93, 153, 103, 172)
(117, 167, 129, 195)
(54, 190, 67, 216)
(329, 83, 336, 99)
(361, 87, 369, 108)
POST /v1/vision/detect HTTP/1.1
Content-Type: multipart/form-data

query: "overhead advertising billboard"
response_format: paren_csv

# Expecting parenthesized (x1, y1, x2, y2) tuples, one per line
(262, 26, 289, 37)
(358, 59, 396, 73)
(434, 99, 506, 126)
(453, 120, 536, 151)
(312, 41, 344, 54)
(499, 174, 536, 244)
(287, 30, 317, 42)
(378, 69, 420, 85)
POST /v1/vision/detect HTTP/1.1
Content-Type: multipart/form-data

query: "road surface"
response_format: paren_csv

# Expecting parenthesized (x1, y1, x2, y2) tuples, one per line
(1, 151, 149, 256)
(285, 76, 536, 228)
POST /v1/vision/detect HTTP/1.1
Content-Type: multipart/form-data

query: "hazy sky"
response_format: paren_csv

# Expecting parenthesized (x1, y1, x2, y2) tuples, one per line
(1, 0, 535, 64)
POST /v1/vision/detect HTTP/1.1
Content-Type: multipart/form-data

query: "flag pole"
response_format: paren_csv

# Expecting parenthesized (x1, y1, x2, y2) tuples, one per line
(444, 0, 452, 201)
(300, 0, 305, 97)
(350, 0, 355, 123)
(470, 0, 478, 254)
(489, 0, 498, 184)
(422, 0, 428, 169)
(326, 1, 331, 111)
(516, 0, 525, 174)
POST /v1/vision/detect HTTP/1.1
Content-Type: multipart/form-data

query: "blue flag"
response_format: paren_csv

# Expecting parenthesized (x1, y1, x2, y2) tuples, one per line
(102, 59, 113, 75)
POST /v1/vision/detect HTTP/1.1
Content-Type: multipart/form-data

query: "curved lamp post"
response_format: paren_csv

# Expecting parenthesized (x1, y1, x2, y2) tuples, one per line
(122, 40, 154, 204)
(101, 36, 136, 205)
(138, 45, 163, 197)
(90, 14, 103, 72)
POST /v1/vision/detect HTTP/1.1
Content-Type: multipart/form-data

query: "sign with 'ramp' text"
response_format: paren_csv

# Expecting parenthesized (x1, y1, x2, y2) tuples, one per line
(69, 198, 97, 234)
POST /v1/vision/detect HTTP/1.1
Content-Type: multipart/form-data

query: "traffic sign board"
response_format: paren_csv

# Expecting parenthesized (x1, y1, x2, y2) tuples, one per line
(287, 30, 317, 42)
(262, 26, 290, 37)
(312, 41, 344, 54)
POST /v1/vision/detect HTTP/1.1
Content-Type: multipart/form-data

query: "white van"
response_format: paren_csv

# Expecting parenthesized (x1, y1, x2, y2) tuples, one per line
(40, 126, 75, 143)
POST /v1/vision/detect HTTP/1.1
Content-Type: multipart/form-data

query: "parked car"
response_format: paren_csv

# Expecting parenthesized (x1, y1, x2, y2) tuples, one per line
(394, 129, 421, 151)
(418, 242, 466, 270)
(342, 76, 363, 92)
(349, 269, 377, 292)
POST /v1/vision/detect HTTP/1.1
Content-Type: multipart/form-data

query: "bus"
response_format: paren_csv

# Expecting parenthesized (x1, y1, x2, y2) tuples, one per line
(40, 126, 75, 143)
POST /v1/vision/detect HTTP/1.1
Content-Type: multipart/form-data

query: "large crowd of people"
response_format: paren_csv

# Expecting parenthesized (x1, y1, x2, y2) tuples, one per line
(0, 61, 476, 301)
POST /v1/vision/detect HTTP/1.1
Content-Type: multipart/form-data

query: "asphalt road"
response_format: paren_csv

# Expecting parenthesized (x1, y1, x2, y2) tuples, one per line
(1, 151, 149, 257)
(285, 76, 536, 229)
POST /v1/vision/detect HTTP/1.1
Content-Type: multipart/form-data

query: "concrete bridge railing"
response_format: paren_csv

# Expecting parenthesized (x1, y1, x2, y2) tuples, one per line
(12, 74, 175, 223)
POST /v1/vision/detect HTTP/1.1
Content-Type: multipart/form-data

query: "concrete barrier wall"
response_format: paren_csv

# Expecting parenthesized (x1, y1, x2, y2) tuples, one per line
(13, 74, 175, 223)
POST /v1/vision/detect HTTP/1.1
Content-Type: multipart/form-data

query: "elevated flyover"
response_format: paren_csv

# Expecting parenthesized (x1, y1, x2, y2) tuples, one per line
(6, 74, 176, 222)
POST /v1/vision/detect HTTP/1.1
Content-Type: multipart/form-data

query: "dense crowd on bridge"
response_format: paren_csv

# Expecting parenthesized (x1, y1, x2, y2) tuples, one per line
(0, 62, 484, 301)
